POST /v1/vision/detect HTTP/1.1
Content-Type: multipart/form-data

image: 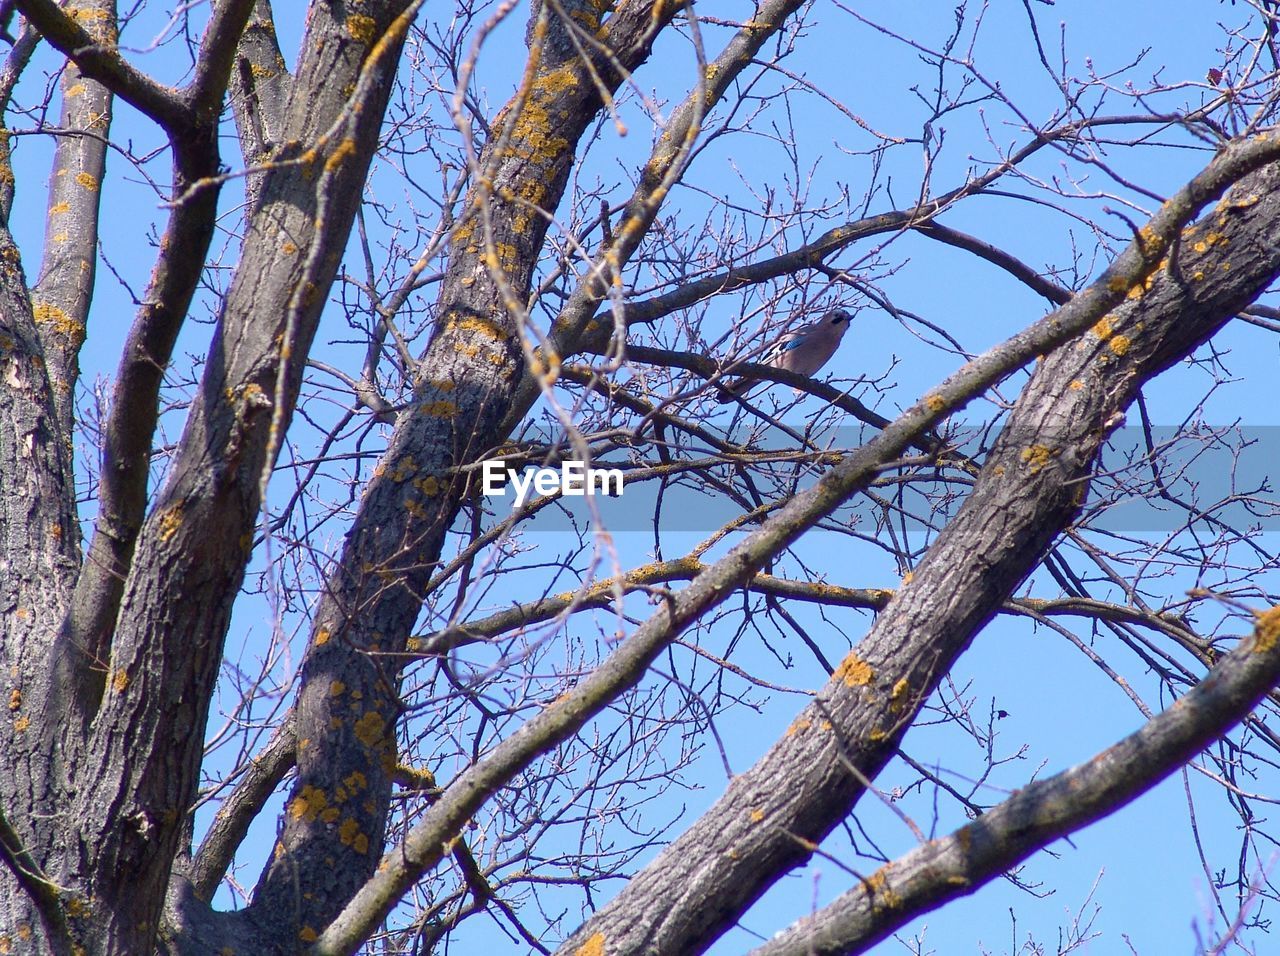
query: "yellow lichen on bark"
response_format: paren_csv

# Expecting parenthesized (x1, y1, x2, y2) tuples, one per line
(834, 653, 874, 687)
(889, 677, 910, 713)
(501, 68, 579, 164)
(1137, 224, 1165, 256)
(451, 314, 505, 341)
(346, 14, 377, 43)
(32, 302, 85, 342)
(325, 139, 358, 174)
(862, 869, 902, 909)
(1193, 231, 1228, 254)
(345, 770, 369, 791)
(419, 400, 458, 417)
(289, 785, 328, 822)
(353, 710, 385, 747)
(339, 817, 363, 847)
(786, 716, 812, 736)
(493, 241, 518, 267)
(1253, 605, 1280, 653)
(156, 504, 184, 543)
(1020, 445, 1057, 474)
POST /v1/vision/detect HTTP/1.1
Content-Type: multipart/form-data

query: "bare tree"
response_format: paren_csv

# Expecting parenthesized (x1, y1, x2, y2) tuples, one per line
(4, 0, 1280, 954)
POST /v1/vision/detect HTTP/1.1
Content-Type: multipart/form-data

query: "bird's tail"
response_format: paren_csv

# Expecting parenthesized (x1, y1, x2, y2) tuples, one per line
(715, 378, 750, 403)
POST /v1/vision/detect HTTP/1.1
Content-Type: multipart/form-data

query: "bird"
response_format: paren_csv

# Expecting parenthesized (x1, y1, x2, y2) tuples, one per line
(716, 308, 852, 403)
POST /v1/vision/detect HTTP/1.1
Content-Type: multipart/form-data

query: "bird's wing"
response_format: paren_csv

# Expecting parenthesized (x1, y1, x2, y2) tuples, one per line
(768, 323, 819, 356)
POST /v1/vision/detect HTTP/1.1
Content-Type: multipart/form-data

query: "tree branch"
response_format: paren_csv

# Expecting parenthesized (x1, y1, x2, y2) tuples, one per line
(13, 0, 190, 132)
(61, 0, 255, 724)
(749, 607, 1280, 956)
(912, 221, 1073, 305)
(29, 0, 114, 444)
(59, 1, 421, 947)
(556, 139, 1280, 955)
(415, 556, 1201, 660)
(0, 803, 71, 956)
(189, 713, 296, 901)
(227, 0, 292, 211)
(186, 0, 259, 123)
(606, 116, 1166, 332)
(616, 341, 904, 441)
